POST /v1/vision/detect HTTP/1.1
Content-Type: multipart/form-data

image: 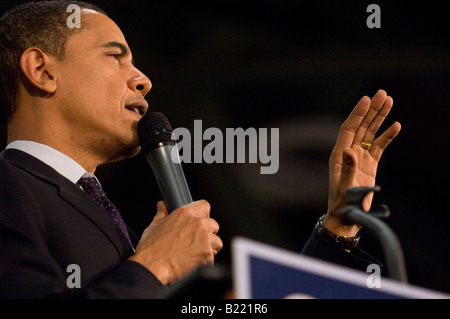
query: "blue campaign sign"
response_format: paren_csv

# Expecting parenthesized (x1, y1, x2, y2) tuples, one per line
(231, 237, 450, 299)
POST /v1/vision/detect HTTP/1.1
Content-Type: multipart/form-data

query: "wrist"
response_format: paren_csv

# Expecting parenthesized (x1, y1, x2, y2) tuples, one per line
(128, 254, 172, 286)
(323, 212, 361, 238)
(315, 214, 360, 250)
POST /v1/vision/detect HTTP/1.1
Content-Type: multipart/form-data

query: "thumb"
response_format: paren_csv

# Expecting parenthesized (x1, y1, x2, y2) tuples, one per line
(339, 148, 358, 189)
(152, 201, 169, 224)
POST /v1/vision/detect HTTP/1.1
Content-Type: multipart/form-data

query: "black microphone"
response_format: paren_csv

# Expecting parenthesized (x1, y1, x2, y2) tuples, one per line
(137, 111, 193, 213)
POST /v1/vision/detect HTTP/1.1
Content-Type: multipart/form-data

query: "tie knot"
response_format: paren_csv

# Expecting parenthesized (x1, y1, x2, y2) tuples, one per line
(77, 174, 105, 201)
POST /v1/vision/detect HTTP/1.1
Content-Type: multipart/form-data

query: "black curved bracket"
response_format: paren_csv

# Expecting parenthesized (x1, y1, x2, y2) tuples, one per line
(340, 186, 408, 283)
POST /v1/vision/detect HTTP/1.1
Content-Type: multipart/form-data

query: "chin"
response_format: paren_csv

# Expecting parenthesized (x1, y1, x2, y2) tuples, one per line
(105, 137, 142, 163)
(119, 142, 141, 159)
(128, 145, 142, 158)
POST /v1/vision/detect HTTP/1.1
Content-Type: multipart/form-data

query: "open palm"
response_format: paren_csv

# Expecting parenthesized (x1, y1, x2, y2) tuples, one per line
(324, 90, 401, 237)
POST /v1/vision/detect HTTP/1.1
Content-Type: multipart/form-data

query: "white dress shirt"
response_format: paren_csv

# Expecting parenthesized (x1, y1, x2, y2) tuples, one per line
(6, 140, 89, 184)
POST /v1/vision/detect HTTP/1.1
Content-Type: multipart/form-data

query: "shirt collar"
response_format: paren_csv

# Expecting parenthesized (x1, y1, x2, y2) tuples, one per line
(6, 140, 87, 184)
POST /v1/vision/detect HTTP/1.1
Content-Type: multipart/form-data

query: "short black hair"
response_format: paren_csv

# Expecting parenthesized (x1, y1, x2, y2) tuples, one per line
(0, 0, 107, 134)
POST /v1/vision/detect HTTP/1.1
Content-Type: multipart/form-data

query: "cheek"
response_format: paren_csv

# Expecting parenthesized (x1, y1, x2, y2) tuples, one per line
(84, 64, 128, 108)
(59, 63, 126, 114)
(58, 63, 101, 100)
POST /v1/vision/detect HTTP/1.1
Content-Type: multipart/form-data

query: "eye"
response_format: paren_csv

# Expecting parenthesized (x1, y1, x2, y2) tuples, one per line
(109, 53, 122, 61)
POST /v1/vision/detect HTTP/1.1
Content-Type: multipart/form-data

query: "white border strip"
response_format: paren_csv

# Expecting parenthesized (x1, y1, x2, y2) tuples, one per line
(232, 236, 450, 299)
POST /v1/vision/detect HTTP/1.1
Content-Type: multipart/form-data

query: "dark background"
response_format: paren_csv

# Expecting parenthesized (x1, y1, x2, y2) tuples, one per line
(1, 0, 449, 294)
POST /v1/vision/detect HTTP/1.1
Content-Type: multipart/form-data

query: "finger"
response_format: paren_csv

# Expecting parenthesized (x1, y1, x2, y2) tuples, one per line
(152, 201, 169, 224)
(175, 199, 211, 218)
(206, 217, 220, 234)
(353, 89, 388, 145)
(157, 200, 168, 213)
(361, 95, 394, 143)
(211, 234, 223, 256)
(335, 96, 371, 150)
(370, 121, 401, 161)
(191, 217, 220, 237)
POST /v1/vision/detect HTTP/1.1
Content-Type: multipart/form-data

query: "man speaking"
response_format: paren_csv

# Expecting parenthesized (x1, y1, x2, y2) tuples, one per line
(0, 1, 400, 298)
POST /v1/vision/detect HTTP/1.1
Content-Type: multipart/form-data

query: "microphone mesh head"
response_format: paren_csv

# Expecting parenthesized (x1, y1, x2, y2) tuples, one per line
(138, 111, 174, 150)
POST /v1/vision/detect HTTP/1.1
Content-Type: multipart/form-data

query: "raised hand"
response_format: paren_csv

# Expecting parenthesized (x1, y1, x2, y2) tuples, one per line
(324, 89, 401, 237)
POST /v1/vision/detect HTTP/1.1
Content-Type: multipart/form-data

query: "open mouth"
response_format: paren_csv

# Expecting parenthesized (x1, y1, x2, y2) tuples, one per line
(125, 101, 148, 117)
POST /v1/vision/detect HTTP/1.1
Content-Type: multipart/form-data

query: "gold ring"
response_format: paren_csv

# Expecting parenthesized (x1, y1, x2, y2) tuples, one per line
(360, 142, 372, 150)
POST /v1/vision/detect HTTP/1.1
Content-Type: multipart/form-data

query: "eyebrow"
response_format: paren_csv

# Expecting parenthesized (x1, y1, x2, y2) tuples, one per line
(100, 41, 135, 65)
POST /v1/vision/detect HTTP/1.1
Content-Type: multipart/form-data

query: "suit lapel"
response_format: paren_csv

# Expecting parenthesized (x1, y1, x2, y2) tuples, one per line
(0, 149, 134, 258)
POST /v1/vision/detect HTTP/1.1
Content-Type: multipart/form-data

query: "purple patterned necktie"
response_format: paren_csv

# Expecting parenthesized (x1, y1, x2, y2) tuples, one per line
(77, 174, 134, 249)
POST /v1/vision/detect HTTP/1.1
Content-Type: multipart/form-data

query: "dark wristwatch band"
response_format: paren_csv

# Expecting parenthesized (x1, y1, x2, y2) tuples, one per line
(315, 214, 360, 250)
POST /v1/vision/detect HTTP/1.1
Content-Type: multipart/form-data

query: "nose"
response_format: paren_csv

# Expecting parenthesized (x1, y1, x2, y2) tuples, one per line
(128, 68, 152, 97)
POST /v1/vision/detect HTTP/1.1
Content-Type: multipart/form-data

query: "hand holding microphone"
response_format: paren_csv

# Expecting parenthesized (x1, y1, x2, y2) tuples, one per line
(128, 112, 222, 285)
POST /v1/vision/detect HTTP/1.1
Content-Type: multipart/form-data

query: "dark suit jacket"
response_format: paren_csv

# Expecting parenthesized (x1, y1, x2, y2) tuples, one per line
(301, 228, 382, 270)
(0, 149, 164, 298)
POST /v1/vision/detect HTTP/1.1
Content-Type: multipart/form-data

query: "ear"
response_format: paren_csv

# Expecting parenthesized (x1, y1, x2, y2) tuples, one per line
(19, 47, 57, 94)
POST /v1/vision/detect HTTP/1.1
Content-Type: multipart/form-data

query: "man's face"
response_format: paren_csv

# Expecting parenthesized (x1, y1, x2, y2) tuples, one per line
(54, 10, 151, 162)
